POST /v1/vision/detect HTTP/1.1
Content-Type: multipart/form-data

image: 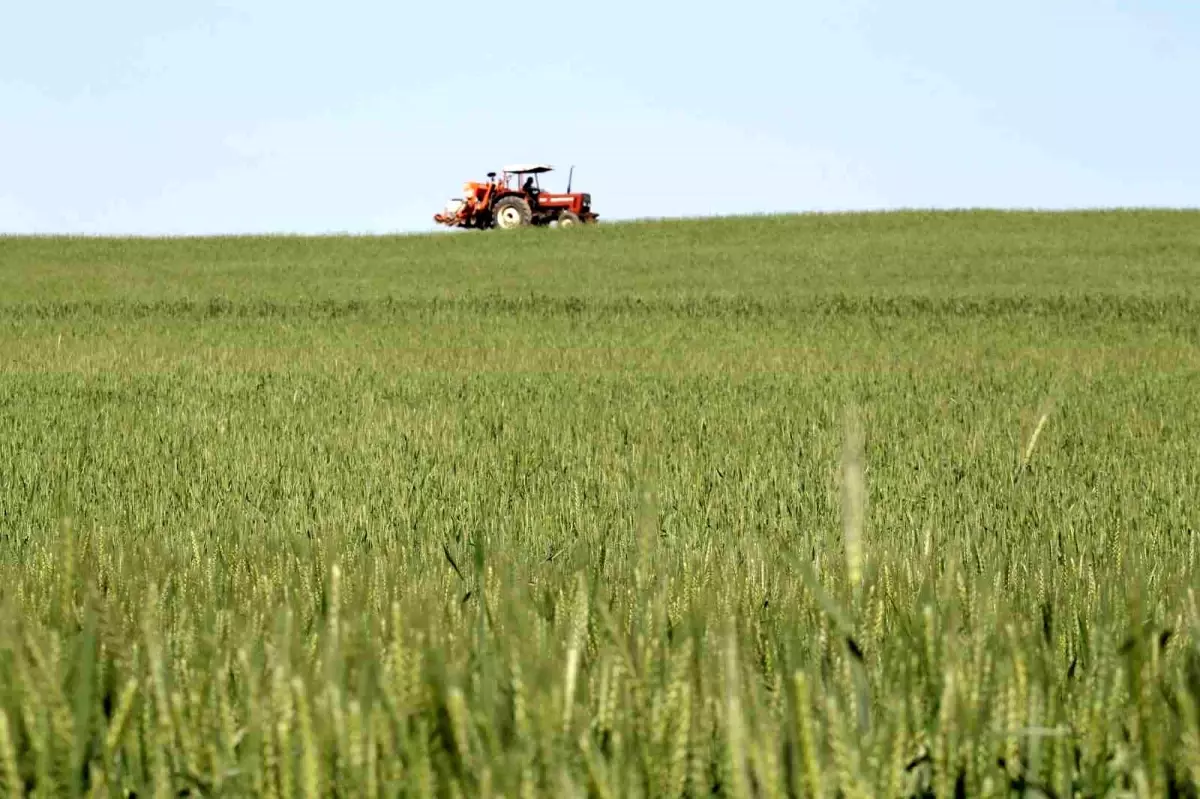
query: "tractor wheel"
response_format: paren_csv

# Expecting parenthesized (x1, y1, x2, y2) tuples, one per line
(557, 211, 581, 228)
(493, 196, 532, 229)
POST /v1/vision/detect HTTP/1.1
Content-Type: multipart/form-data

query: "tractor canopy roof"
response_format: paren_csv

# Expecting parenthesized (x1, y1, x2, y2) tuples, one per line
(501, 163, 553, 174)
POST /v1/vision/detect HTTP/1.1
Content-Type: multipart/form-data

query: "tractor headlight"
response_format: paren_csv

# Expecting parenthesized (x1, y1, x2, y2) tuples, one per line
(582, 194, 591, 207)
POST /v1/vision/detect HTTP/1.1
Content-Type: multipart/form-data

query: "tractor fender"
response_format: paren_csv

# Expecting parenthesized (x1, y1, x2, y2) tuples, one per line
(489, 191, 525, 206)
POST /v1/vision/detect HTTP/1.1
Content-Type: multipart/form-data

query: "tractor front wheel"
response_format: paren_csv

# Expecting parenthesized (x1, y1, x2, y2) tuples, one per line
(557, 211, 581, 228)
(493, 196, 532, 229)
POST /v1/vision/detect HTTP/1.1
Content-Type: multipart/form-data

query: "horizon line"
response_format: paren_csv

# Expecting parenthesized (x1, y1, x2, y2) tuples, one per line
(3, 205, 1198, 240)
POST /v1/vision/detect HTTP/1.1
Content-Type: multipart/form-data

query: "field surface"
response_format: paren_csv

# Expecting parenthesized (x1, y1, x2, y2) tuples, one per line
(1, 210, 1199, 797)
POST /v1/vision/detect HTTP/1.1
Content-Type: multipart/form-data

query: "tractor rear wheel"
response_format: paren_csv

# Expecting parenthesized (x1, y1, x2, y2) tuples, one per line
(557, 211, 581, 228)
(493, 196, 532, 229)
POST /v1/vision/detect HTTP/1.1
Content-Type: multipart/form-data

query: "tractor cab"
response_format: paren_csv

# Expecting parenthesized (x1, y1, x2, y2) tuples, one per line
(498, 163, 554, 195)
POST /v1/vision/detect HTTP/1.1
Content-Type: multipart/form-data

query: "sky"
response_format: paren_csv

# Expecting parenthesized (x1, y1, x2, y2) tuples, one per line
(1, 0, 1198, 235)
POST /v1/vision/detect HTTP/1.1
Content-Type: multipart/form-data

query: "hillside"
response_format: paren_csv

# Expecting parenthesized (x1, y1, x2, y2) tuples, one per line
(4, 209, 1200, 304)
(1, 210, 1199, 797)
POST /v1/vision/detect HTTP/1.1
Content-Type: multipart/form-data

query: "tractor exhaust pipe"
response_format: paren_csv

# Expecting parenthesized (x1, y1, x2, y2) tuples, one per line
(566, 165, 574, 193)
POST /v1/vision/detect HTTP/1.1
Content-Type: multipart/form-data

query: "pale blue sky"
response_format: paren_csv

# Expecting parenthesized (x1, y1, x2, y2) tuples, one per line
(2, 0, 1197, 235)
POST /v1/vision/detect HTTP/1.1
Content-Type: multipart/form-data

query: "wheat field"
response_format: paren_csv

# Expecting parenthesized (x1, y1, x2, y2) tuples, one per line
(1, 210, 1199, 797)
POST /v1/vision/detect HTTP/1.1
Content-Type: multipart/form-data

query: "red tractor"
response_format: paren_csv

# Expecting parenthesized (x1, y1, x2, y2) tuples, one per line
(434, 164, 598, 230)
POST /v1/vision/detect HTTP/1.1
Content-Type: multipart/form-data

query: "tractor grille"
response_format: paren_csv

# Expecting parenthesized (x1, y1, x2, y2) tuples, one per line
(582, 194, 591, 208)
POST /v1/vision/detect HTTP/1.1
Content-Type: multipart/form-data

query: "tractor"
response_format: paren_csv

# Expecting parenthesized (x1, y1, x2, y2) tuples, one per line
(434, 164, 598, 230)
